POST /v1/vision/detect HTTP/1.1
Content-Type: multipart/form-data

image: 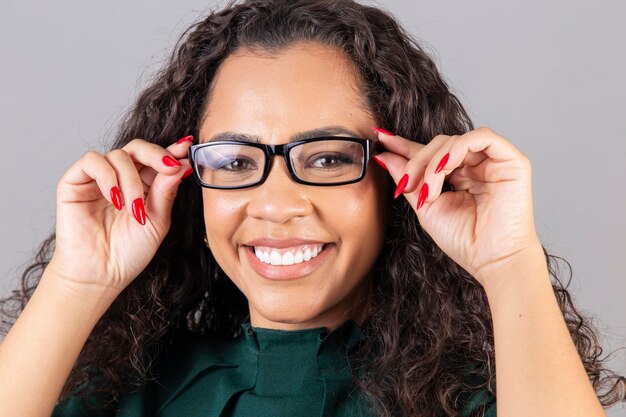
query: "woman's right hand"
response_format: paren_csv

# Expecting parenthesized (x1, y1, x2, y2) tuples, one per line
(45, 135, 195, 299)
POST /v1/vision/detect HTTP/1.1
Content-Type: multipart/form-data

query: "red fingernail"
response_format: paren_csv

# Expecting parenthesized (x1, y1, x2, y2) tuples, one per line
(163, 155, 182, 167)
(110, 186, 122, 211)
(371, 127, 395, 136)
(373, 155, 388, 171)
(132, 198, 146, 225)
(176, 135, 194, 144)
(181, 168, 193, 180)
(417, 183, 429, 210)
(393, 173, 409, 199)
(435, 153, 449, 174)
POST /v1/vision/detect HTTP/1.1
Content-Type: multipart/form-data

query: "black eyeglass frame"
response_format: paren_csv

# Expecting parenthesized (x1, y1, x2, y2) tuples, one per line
(188, 136, 384, 189)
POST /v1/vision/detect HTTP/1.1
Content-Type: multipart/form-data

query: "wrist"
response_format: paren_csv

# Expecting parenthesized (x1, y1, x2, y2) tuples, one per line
(39, 268, 120, 318)
(478, 242, 551, 303)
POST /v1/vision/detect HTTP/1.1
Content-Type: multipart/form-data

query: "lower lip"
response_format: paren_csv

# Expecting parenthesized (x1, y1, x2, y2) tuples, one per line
(243, 243, 334, 281)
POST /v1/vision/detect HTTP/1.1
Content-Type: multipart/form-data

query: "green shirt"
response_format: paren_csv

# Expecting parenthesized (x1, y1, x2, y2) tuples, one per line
(52, 319, 496, 416)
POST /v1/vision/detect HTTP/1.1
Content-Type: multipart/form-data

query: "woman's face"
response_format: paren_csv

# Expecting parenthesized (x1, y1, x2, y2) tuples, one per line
(199, 41, 392, 331)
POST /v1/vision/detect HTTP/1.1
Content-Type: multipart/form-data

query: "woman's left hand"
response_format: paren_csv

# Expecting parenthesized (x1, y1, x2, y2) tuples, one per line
(373, 126, 545, 289)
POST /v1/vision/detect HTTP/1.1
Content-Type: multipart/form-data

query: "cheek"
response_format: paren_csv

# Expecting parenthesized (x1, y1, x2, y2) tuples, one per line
(330, 182, 386, 255)
(202, 191, 243, 252)
(203, 190, 241, 224)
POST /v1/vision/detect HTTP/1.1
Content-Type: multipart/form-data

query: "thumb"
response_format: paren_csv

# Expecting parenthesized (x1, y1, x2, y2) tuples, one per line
(143, 161, 190, 228)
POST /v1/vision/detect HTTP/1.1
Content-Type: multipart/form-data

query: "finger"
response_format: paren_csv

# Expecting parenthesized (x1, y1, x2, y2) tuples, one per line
(118, 137, 187, 192)
(375, 134, 453, 198)
(408, 135, 485, 201)
(57, 151, 122, 210)
(447, 168, 475, 192)
(166, 135, 194, 157)
(137, 135, 194, 186)
(373, 151, 409, 190)
(417, 127, 527, 210)
(372, 128, 425, 160)
(103, 149, 150, 225)
(143, 156, 193, 228)
(121, 137, 185, 171)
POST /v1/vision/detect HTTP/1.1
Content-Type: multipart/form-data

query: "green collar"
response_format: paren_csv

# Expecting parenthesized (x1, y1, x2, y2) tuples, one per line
(149, 318, 366, 413)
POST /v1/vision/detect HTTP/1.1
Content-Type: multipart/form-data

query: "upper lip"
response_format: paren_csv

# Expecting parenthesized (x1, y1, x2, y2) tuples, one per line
(244, 237, 329, 249)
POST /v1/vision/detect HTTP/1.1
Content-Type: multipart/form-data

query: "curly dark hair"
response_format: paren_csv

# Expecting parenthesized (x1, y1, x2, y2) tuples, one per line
(2, 0, 624, 416)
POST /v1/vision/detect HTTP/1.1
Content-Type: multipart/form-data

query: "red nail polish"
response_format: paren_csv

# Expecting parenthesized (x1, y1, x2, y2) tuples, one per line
(371, 127, 395, 136)
(176, 135, 194, 144)
(181, 168, 193, 180)
(163, 155, 182, 167)
(417, 183, 429, 210)
(373, 155, 388, 171)
(394, 173, 409, 198)
(435, 153, 449, 174)
(132, 198, 146, 225)
(110, 186, 122, 210)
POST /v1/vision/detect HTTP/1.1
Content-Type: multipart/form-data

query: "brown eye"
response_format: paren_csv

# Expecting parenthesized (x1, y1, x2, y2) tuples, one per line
(306, 153, 354, 169)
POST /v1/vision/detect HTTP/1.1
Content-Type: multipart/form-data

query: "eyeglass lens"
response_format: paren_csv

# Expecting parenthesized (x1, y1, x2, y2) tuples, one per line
(194, 140, 365, 187)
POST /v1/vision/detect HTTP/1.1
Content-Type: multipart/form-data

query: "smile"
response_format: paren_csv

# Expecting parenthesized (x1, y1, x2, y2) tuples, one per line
(243, 243, 334, 280)
(252, 243, 326, 265)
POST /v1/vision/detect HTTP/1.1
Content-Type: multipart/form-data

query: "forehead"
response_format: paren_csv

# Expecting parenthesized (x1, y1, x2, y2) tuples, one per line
(199, 42, 372, 141)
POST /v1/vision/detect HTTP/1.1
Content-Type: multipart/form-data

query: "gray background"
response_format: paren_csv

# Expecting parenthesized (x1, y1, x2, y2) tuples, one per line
(1, 0, 624, 413)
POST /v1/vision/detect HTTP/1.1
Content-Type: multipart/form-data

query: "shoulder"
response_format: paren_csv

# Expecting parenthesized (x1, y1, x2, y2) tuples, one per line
(52, 329, 242, 417)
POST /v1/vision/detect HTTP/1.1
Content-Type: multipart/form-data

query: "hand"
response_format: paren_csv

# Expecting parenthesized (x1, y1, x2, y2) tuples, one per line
(373, 126, 544, 289)
(46, 136, 195, 299)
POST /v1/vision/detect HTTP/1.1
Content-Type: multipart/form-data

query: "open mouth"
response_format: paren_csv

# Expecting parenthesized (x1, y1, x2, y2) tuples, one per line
(242, 242, 334, 280)
(244, 243, 331, 266)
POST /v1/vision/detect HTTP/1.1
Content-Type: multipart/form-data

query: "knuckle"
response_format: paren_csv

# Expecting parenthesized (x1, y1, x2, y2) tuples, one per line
(126, 138, 145, 147)
(406, 154, 424, 172)
(429, 134, 449, 145)
(83, 150, 102, 161)
(107, 148, 128, 159)
(456, 134, 470, 149)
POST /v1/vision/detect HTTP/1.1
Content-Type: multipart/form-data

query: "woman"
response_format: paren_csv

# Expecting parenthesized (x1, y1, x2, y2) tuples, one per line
(0, 0, 623, 416)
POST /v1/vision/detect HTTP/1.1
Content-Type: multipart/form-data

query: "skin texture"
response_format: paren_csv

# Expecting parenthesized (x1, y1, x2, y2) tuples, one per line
(199, 42, 392, 331)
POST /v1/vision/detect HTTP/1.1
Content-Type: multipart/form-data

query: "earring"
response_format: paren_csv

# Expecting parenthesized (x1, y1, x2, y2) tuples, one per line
(204, 234, 210, 248)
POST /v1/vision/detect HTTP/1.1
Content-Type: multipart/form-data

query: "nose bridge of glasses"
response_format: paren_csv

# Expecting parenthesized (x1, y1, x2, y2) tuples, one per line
(264, 143, 296, 181)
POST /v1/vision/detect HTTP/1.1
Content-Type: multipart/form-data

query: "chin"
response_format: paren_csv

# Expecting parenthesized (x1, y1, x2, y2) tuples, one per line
(249, 299, 328, 327)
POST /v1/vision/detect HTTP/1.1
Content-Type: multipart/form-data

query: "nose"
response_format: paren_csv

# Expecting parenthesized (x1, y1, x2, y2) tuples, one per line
(245, 155, 313, 223)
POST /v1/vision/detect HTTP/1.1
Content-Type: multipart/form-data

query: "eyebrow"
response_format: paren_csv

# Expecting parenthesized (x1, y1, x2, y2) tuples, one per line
(203, 126, 363, 144)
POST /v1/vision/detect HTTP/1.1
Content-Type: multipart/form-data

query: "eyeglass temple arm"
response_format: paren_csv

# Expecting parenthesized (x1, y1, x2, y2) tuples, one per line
(370, 138, 385, 157)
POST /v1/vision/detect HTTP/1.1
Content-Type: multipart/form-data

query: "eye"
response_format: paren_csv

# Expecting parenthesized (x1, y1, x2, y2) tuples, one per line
(218, 157, 256, 172)
(306, 153, 354, 169)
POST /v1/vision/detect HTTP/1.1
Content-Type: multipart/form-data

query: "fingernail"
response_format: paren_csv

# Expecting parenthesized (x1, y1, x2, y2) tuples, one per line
(132, 198, 146, 225)
(110, 186, 122, 211)
(371, 127, 395, 136)
(181, 168, 193, 180)
(435, 153, 449, 174)
(417, 183, 429, 210)
(163, 155, 182, 167)
(373, 155, 388, 171)
(176, 135, 194, 144)
(393, 173, 409, 198)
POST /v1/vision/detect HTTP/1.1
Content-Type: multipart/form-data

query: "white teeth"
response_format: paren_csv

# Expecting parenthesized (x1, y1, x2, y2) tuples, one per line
(253, 244, 325, 266)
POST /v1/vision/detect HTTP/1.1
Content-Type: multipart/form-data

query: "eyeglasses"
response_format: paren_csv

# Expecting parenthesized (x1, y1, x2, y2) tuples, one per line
(188, 136, 383, 189)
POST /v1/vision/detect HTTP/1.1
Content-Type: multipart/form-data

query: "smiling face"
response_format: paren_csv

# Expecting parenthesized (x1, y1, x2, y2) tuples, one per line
(199, 41, 392, 331)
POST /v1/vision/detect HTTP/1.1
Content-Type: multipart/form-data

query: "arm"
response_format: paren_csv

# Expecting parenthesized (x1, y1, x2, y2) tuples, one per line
(0, 268, 118, 417)
(480, 243, 606, 417)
